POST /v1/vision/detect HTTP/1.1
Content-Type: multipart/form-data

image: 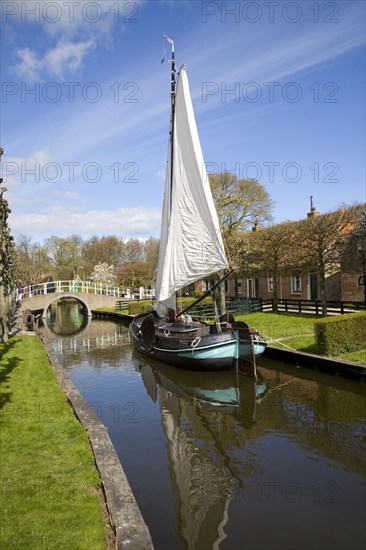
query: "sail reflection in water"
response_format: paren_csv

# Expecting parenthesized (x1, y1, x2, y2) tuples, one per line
(139, 361, 266, 549)
(50, 320, 366, 550)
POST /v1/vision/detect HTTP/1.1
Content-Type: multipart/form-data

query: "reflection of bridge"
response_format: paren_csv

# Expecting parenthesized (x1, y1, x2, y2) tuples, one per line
(18, 280, 155, 319)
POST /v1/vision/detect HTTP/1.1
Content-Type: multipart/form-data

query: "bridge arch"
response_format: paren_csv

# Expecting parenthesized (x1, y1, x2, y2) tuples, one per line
(42, 293, 92, 319)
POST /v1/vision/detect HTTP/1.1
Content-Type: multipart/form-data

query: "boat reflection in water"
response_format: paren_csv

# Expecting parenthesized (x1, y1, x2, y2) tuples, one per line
(138, 358, 267, 549)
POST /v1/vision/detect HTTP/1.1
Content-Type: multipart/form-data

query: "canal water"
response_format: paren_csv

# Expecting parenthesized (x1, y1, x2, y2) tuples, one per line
(44, 303, 366, 550)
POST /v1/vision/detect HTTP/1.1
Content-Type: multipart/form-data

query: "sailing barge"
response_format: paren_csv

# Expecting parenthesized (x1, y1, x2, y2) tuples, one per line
(129, 37, 266, 370)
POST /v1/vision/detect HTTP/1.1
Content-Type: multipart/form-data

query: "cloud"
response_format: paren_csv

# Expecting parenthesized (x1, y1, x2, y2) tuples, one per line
(8, 1, 145, 80)
(63, 191, 86, 202)
(1, 149, 53, 185)
(186, 5, 365, 111)
(14, 39, 95, 80)
(6, 1, 144, 37)
(0, 149, 68, 190)
(12, 48, 43, 81)
(9, 206, 162, 239)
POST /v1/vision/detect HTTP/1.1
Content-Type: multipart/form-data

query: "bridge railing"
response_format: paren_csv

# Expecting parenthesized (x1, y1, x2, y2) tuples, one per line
(17, 281, 156, 301)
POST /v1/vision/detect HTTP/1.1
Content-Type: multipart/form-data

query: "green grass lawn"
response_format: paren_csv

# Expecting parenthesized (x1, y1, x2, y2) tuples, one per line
(0, 336, 107, 549)
(235, 311, 317, 340)
(337, 349, 366, 362)
(235, 312, 366, 364)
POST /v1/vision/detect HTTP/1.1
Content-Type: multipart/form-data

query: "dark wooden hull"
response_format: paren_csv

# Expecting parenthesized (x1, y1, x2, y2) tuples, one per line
(129, 312, 267, 371)
(129, 313, 238, 371)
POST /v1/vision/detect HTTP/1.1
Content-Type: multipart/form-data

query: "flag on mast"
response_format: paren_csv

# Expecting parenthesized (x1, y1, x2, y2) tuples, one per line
(161, 34, 174, 63)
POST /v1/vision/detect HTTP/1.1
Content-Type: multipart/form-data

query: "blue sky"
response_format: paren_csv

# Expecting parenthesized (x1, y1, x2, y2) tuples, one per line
(1, 0, 365, 243)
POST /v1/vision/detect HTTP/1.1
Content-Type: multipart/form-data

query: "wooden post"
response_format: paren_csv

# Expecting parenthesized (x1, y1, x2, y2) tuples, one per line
(237, 329, 257, 379)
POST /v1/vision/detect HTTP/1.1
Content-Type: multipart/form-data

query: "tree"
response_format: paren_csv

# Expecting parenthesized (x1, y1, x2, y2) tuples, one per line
(144, 237, 160, 285)
(16, 233, 34, 282)
(210, 172, 273, 313)
(210, 172, 273, 238)
(15, 234, 51, 283)
(298, 205, 360, 316)
(116, 261, 152, 289)
(81, 236, 125, 274)
(144, 237, 159, 265)
(88, 263, 117, 285)
(0, 150, 17, 342)
(236, 222, 300, 312)
(44, 236, 81, 279)
(355, 206, 366, 237)
(123, 238, 144, 263)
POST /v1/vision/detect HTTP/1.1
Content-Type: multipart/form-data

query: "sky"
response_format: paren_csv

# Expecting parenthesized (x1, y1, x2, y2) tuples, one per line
(1, 0, 365, 244)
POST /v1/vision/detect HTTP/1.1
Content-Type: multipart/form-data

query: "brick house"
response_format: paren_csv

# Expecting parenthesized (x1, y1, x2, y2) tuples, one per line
(223, 205, 365, 303)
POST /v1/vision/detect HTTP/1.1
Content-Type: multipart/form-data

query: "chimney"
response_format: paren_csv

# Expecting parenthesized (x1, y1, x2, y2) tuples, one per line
(252, 216, 260, 232)
(307, 195, 320, 218)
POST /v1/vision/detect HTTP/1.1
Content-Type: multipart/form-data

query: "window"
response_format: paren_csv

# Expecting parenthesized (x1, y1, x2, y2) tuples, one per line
(291, 273, 302, 293)
(268, 277, 274, 292)
(237, 280, 242, 295)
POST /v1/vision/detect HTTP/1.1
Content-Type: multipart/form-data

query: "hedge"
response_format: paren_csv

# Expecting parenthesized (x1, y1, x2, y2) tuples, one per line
(314, 312, 366, 356)
(127, 296, 213, 316)
(128, 300, 153, 315)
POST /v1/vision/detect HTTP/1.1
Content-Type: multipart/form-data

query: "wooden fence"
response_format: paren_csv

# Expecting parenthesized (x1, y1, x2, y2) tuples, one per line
(187, 297, 365, 319)
(260, 298, 365, 316)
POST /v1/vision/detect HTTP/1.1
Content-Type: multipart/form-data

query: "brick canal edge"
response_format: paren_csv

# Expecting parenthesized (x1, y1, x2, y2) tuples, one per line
(40, 336, 154, 550)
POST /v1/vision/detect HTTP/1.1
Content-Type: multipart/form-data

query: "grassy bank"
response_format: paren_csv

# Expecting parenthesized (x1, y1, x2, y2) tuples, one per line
(0, 336, 107, 549)
(236, 312, 366, 364)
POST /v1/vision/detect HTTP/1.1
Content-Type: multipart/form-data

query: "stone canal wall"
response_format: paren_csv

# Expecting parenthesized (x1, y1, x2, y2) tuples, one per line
(264, 345, 366, 380)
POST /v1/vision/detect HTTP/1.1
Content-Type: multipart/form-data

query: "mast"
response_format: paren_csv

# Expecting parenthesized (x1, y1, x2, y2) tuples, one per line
(163, 35, 177, 316)
(162, 35, 176, 213)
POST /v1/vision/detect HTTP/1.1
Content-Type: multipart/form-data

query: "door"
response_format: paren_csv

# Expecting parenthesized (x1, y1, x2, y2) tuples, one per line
(310, 273, 318, 300)
(248, 279, 253, 298)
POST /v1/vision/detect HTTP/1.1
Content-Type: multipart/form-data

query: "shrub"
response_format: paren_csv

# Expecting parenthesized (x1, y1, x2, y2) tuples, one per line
(177, 296, 213, 309)
(128, 296, 214, 316)
(314, 312, 366, 356)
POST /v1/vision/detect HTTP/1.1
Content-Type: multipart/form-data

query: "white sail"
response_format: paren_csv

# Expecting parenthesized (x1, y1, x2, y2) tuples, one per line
(155, 125, 176, 313)
(156, 65, 228, 314)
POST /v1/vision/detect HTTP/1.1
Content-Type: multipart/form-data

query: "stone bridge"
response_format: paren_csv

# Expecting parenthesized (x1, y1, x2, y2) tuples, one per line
(21, 292, 118, 318)
(18, 281, 155, 322)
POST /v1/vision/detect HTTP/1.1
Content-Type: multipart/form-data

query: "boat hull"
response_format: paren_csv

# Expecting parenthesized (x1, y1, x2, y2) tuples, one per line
(129, 312, 239, 371)
(239, 339, 267, 358)
(129, 312, 266, 371)
(131, 325, 237, 371)
(150, 340, 237, 371)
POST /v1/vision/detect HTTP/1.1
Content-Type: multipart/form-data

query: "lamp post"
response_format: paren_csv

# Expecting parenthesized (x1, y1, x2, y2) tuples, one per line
(357, 237, 366, 308)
